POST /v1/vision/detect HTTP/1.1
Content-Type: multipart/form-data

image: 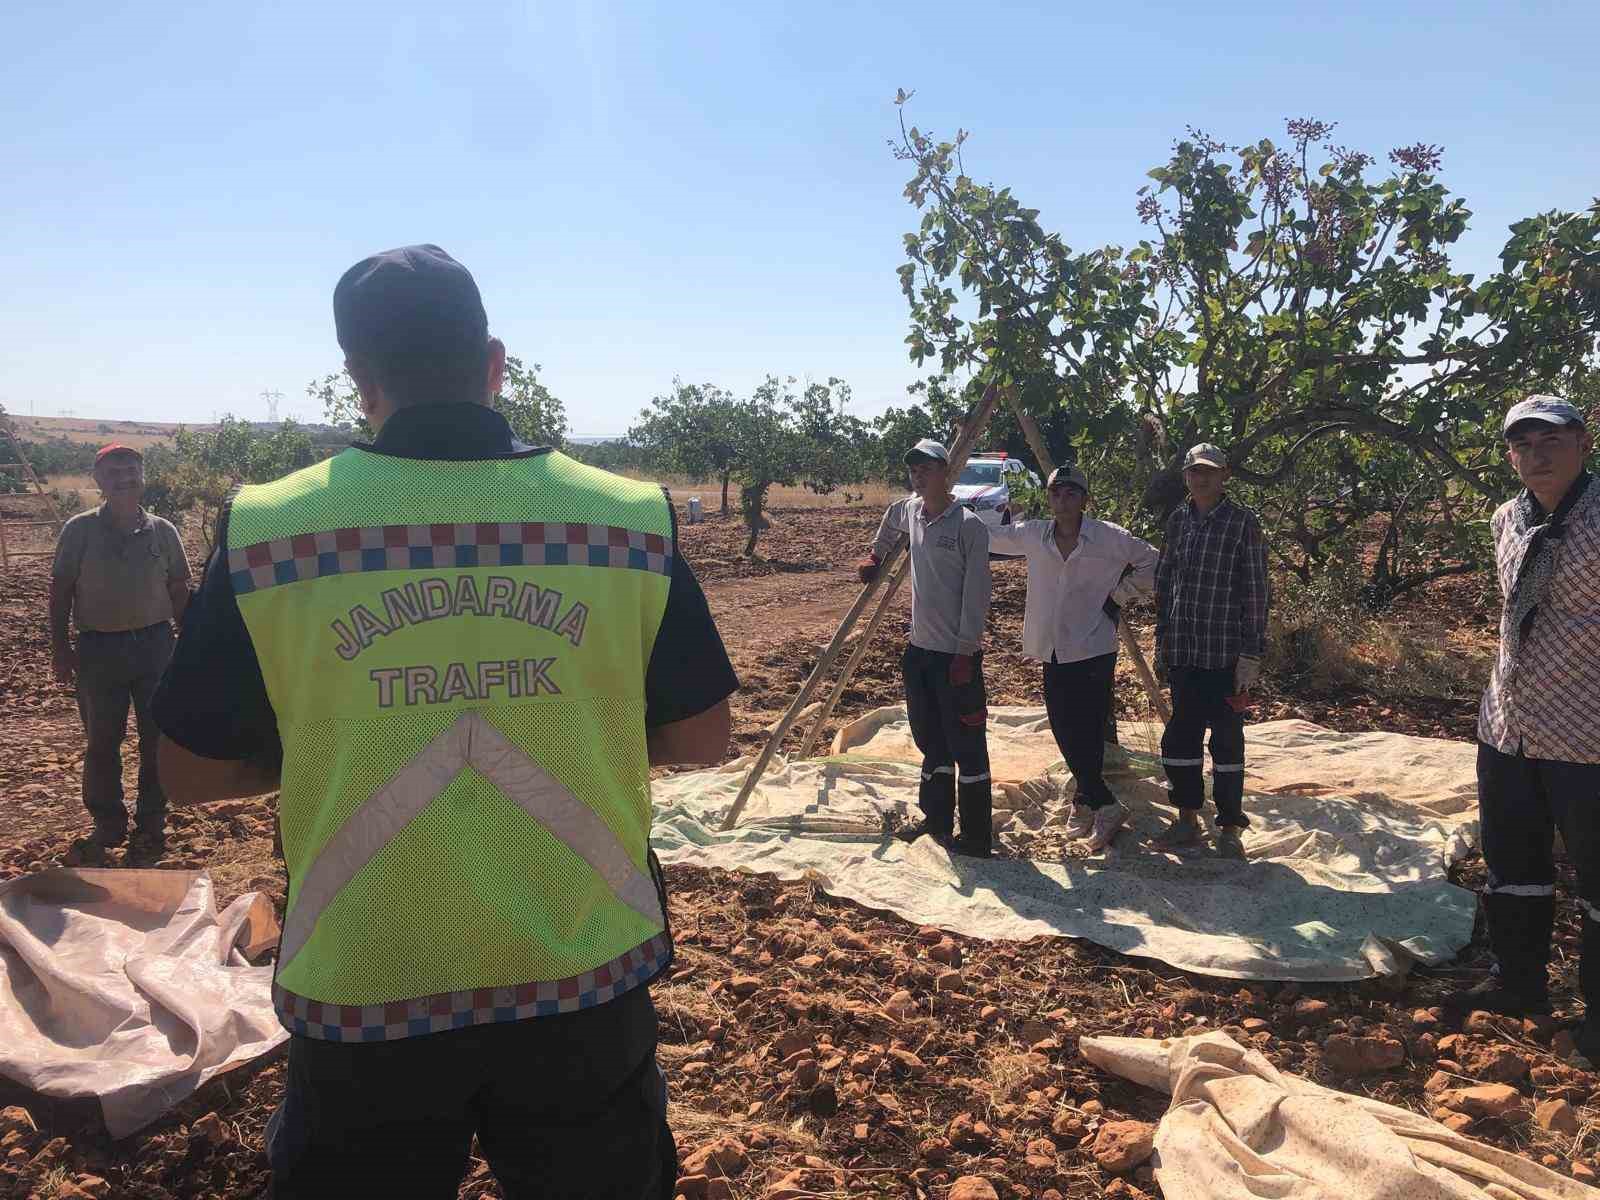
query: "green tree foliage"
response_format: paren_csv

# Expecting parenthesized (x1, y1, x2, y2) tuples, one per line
(628, 381, 742, 514)
(497, 357, 568, 448)
(309, 356, 568, 448)
(893, 94, 1600, 605)
(143, 417, 317, 552)
(786, 377, 873, 495)
(869, 402, 937, 484)
(629, 376, 871, 555)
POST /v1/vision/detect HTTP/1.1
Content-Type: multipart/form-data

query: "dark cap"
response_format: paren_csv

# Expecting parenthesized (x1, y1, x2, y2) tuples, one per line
(95, 443, 143, 465)
(333, 245, 488, 361)
(903, 438, 951, 465)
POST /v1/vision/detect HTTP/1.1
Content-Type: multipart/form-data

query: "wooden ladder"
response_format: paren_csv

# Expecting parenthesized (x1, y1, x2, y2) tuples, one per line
(0, 415, 66, 569)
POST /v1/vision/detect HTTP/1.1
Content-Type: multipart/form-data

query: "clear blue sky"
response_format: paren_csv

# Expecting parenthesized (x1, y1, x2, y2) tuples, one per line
(3, 0, 1596, 435)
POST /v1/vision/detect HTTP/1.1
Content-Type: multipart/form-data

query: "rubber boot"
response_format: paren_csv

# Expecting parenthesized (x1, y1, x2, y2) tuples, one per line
(1446, 893, 1553, 1016)
(899, 772, 955, 842)
(954, 779, 992, 857)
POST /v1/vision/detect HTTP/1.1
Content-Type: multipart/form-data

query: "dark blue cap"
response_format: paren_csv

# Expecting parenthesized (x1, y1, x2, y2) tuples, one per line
(333, 245, 487, 360)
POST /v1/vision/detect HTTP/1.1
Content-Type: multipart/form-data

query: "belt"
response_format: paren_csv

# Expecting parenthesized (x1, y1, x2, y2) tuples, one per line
(79, 622, 170, 638)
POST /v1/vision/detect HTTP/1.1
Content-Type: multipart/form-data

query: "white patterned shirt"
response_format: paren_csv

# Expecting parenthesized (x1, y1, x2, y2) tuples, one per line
(1478, 474, 1600, 763)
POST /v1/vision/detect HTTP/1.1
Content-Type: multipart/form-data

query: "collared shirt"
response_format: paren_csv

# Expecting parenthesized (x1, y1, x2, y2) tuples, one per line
(988, 516, 1158, 664)
(1479, 472, 1600, 764)
(52, 505, 190, 632)
(1154, 495, 1269, 669)
(871, 496, 991, 655)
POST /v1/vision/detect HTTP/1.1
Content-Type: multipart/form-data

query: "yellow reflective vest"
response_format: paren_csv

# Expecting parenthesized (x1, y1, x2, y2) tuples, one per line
(227, 446, 673, 1037)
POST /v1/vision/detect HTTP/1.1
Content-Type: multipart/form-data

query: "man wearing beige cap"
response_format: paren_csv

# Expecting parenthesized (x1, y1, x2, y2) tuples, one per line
(995, 464, 1157, 852)
(1446, 395, 1600, 1056)
(49, 443, 191, 863)
(1152, 443, 1268, 857)
(859, 437, 994, 857)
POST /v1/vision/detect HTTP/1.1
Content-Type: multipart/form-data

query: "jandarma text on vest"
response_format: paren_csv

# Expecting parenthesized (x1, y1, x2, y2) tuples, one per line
(331, 574, 589, 661)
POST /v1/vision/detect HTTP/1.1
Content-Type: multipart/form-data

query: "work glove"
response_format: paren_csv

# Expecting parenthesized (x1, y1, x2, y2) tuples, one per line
(1234, 655, 1261, 696)
(856, 557, 881, 585)
(949, 653, 976, 687)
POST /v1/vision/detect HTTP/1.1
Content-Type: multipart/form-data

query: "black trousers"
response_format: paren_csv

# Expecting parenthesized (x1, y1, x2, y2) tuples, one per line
(1477, 742, 1600, 1009)
(267, 986, 675, 1199)
(1042, 653, 1118, 809)
(902, 644, 992, 847)
(1160, 663, 1247, 828)
(76, 623, 174, 837)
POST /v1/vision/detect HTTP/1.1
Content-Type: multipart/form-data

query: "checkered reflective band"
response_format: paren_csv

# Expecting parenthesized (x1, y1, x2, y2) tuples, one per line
(229, 522, 672, 595)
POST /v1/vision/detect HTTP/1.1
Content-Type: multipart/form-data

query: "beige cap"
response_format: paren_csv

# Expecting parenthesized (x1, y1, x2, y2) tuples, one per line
(1183, 443, 1227, 469)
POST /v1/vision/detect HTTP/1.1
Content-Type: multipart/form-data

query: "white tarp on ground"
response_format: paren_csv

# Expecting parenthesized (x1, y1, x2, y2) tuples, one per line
(0, 868, 288, 1137)
(1081, 1031, 1598, 1200)
(651, 707, 1480, 982)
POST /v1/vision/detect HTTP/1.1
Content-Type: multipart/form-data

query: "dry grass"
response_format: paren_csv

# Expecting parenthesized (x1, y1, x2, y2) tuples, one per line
(11, 415, 181, 450)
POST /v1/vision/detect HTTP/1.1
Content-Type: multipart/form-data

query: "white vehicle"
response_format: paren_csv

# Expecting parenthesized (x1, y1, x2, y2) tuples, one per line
(951, 453, 1040, 531)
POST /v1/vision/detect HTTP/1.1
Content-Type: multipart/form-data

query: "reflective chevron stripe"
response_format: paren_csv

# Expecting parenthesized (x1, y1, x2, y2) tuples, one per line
(279, 710, 663, 970)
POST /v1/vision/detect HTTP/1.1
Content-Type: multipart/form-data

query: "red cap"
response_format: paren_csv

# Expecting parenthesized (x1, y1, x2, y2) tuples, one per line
(94, 443, 143, 464)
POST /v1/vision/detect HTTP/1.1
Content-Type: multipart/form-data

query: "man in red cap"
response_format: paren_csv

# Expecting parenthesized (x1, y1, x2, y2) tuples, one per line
(49, 443, 191, 862)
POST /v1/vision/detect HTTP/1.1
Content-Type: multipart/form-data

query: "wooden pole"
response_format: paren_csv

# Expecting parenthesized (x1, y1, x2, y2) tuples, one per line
(795, 551, 910, 760)
(719, 380, 1010, 830)
(717, 536, 906, 830)
(1005, 394, 1170, 723)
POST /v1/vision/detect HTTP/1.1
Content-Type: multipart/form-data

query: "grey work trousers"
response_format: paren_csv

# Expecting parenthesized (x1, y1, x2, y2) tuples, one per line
(75, 622, 174, 837)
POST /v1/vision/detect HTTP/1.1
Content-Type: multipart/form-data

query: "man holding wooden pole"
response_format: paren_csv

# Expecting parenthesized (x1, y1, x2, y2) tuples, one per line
(859, 438, 994, 858)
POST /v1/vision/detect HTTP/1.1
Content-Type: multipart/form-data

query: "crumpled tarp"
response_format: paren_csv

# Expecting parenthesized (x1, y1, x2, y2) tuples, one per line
(1081, 1031, 1598, 1200)
(650, 709, 1479, 982)
(0, 868, 288, 1137)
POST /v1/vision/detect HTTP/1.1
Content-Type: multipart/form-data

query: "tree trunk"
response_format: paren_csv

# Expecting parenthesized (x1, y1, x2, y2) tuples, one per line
(720, 471, 731, 515)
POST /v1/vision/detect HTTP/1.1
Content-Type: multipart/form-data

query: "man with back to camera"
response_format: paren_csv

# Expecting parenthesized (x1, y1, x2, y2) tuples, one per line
(1152, 443, 1269, 859)
(151, 245, 739, 1198)
(1445, 395, 1600, 1058)
(50, 442, 191, 864)
(858, 437, 994, 857)
(994, 463, 1158, 852)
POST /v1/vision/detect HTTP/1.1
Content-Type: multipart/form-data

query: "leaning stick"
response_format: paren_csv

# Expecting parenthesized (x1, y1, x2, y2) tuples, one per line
(717, 536, 906, 830)
(1004, 394, 1171, 723)
(794, 551, 911, 760)
(719, 381, 1009, 830)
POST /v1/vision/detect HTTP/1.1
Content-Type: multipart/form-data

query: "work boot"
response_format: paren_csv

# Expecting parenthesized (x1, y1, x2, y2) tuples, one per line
(896, 819, 953, 845)
(1572, 1018, 1600, 1068)
(127, 829, 167, 866)
(950, 834, 992, 859)
(66, 821, 127, 866)
(1085, 803, 1129, 853)
(1152, 815, 1202, 849)
(1216, 827, 1247, 861)
(1441, 976, 1551, 1019)
(1064, 802, 1096, 840)
(1452, 892, 1556, 1018)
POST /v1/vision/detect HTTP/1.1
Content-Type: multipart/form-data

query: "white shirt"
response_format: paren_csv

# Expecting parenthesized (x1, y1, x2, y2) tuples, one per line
(987, 516, 1158, 664)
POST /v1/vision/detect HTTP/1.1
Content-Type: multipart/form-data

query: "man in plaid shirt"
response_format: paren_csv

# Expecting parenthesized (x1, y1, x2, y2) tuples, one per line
(1153, 443, 1269, 857)
(1446, 396, 1600, 1056)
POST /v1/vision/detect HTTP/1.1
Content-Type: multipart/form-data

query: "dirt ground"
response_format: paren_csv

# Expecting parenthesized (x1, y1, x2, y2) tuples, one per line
(3, 504, 1593, 1200)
